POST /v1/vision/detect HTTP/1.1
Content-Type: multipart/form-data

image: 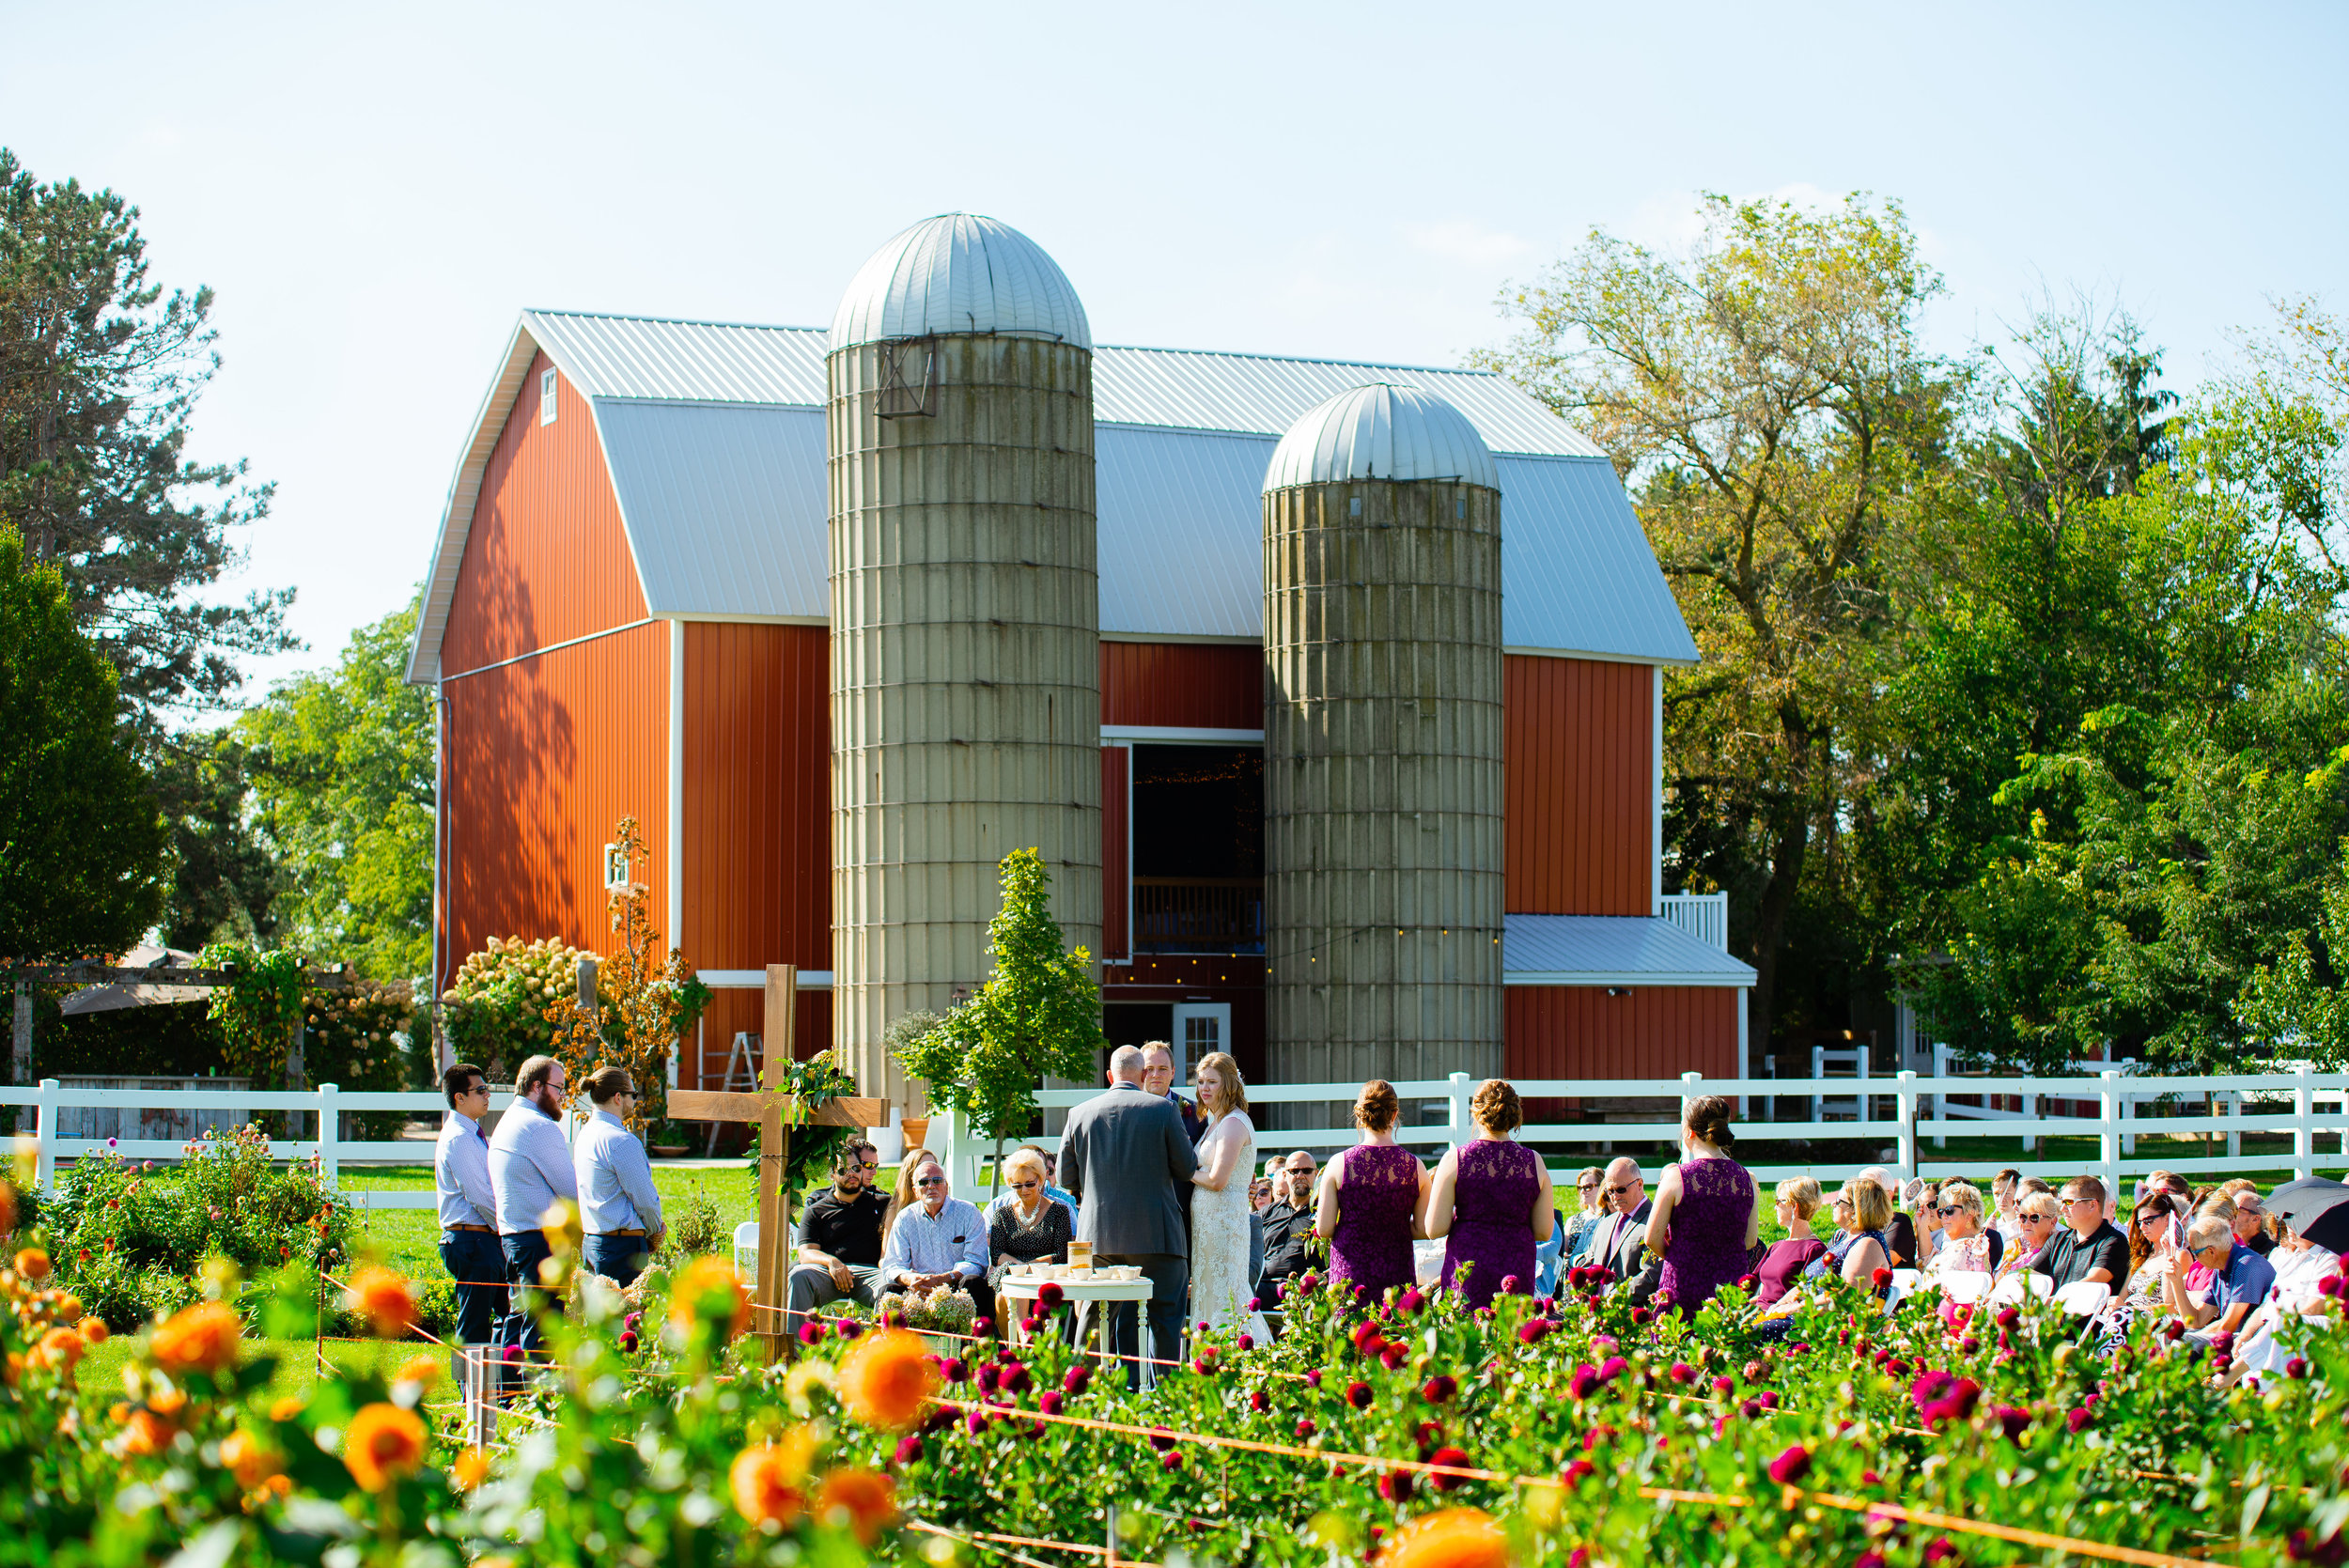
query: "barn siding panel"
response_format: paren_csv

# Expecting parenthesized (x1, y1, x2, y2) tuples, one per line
(443, 353, 647, 675)
(1503, 986, 1736, 1080)
(691, 988, 834, 1086)
(1504, 655, 1653, 916)
(440, 620, 669, 991)
(1102, 745, 1130, 961)
(1100, 642, 1261, 730)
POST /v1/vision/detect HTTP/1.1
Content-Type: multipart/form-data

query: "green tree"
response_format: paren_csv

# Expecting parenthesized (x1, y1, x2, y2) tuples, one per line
(1479, 192, 1959, 1048)
(235, 594, 432, 980)
(0, 523, 167, 959)
(149, 729, 282, 950)
(0, 147, 288, 722)
(894, 848, 1104, 1188)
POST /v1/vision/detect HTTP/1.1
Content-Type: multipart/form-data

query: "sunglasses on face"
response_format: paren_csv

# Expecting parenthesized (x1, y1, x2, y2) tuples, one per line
(1935, 1205, 1963, 1218)
(1606, 1183, 1635, 1196)
(916, 1175, 946, 1188)
(1833, 1197, 1854, 1208)
(1010, 1180, 1039, 1190)
(1578, 1181, 1600, 1191)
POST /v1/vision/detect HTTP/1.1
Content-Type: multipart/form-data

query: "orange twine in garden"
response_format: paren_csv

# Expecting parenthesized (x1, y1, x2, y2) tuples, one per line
(907, 1518, 1159, 1568)
(927, 1397, 2218, 1568)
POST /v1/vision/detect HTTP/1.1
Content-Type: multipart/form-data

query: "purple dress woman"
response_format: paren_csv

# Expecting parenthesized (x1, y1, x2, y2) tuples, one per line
(1657, 1156, 1756, 1316)
(1441, 1140, 1541, 1310)
(1328, 1144, 1420, 1302)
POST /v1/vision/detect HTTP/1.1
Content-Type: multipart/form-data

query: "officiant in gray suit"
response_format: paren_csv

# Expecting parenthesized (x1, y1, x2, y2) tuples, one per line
(1059, 1044, 1198, 1388)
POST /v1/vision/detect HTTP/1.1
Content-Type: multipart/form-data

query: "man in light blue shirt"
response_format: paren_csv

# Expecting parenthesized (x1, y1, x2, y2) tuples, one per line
(878, 1163, 994, 1327)
(434, 1062, 501, 1379)
(488, 1054, 578, 1381)
(573, 1065, 665, 1287)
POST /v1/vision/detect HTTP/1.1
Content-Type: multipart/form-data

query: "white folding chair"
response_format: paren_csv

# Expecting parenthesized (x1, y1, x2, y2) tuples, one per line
(732, 1220, 759, 1276)
(1990, 1269, 2052, 1306)
(1938, 1269, 1995, 1306)
(2054, 1281, 2111, 1317)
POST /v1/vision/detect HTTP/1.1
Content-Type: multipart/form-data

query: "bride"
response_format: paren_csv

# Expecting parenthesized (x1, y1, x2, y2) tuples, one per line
(1189, 1051, 1270, 1343)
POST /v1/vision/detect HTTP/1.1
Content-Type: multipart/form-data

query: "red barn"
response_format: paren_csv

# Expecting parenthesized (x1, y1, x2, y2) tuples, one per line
(406, 304, 1752, 1104)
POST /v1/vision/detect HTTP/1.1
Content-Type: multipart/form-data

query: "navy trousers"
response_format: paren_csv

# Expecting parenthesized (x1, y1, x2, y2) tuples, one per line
(438, 1229, 506, 1345)
(585, 1232, 651, 1289)
(496, 1230, 556, 1390)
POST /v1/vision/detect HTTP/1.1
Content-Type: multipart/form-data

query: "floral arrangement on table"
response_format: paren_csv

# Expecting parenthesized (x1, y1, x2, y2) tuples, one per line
(874, 1282, 977, 1337)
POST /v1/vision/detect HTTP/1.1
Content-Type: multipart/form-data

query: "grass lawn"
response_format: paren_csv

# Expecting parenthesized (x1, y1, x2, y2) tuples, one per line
(81, 1334, 431, 1408)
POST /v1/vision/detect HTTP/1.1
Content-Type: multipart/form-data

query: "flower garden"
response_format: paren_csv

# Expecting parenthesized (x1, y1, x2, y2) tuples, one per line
(9, 1148, 2349, 1568)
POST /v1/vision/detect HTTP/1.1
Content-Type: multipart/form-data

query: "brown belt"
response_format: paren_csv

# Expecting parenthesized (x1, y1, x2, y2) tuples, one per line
(446, 1223, 492, 1234)
(597, 1228, 647, 1237)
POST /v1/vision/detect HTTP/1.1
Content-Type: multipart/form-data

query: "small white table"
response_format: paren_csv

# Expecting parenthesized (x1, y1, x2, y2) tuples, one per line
(997, 1272, 1159, 1387)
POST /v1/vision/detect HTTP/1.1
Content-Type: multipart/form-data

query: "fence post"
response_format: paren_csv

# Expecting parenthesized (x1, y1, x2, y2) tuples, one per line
(2295, 1066, 2315, 1182)
(1895, 1070, 1918, 1179)
(1810, 1047, 1824, 1125)
(1447, 1072, 1473, 1141)
(2224, 1089, 2241, 1160)
(1679, 1072, 1702, 1132)
(2121, 1086, 2136, 1157)
(34, 1079, 57, 1193)
(317, 1083, 340, 1189)
(2098, 1070, 2123, 1197)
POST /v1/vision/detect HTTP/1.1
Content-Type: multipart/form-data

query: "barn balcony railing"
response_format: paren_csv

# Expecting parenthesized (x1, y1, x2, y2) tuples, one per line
(1660, 891, 1730, 951)
(1131, 876, 1264, 955)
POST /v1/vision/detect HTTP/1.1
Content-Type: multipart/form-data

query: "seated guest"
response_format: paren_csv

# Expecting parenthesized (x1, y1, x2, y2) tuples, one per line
(1859, 1167, 1918, 1268)
(1752, 1177, 1828, 1307)
(987, 1146, 1075, 1287)
(1579, 1158, 1652, 1288)
(786, 1140, 887, 1335)
(2230, 1213, 2341, 1380)
(1989, 1168, 2024, 1246)
(1257, 1150, 1319, 1321)
(884, 1150, 941, 1236)
(1805, 1176, 1892, 1287)
(879, 1159, 994, 1328)
(2170, 1213, 2276, 1340)
(1904, 1177, 1941, 1273)
(1995, 1191, 2061, 1286)
(984, 1145, 1081, 1235)
(1560, 1167, 1607, 1260)
(573, 1066, 666, 1288)
(2032, 1176, 2129, 1290)
(1926, 1181, 1999, 1279)
(2227, 1188, 2276, 1258)
(2102, 1189, 2188, 1343)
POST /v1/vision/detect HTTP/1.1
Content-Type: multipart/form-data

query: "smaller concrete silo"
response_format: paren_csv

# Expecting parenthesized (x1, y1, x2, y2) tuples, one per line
(1261, 383, 1505, 1098)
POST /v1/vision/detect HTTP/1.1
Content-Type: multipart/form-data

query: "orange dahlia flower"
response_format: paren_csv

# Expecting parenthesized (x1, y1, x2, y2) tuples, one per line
(80, 1319, 109, 1346)
(13, 1249, 48, 1281)
(837, 1328, 940, 1431)
(34, 1326, 84, 1374)
(118, 1408, 176, 1457)
(451, 1446, 492, 1493)
(1381, 1508, 1513, 1568)
(343, 1403, 428, 1493)
(150, 1301, 243, 1376)
(346, 1266, 419, 1339)
(669, 1255, 752, 1341)
(731, 1443, 808, 1529)
(52, 1293, 82, 1324)
(816, 1467, 898, 1545)
(220, 1429, 283, 1491)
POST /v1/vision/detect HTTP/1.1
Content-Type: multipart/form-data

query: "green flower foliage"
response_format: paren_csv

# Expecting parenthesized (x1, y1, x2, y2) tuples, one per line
(195, 941, 304, 1081)
(894, 849, 1104, 1151)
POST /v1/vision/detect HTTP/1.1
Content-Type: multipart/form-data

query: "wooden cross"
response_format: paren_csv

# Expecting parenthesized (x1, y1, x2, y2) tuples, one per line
(666, 964, 885, 1361)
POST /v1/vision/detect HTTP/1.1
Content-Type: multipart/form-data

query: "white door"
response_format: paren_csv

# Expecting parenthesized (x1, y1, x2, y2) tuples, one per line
(1168, 1002, 1232, 1086)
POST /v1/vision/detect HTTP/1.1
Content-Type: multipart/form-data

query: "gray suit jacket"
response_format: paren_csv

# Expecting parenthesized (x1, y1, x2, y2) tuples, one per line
(1060, 1082, 1198, 1258)
(1590, 1199, 1653, 1283)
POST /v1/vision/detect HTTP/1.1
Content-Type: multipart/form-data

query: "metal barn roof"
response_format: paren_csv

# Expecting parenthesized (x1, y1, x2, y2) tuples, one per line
(1501, 915, 1757, 987)
(830, 213, 1093, 352)
(409, 313, 1696, 682)
(1263, 382, 1500, 491)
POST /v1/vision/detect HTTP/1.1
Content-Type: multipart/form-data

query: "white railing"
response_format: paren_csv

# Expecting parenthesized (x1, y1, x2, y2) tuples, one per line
(930, 1066, 2349, 1199)
(1659, 892, 1730, 952)
(0, 1079, 538, 1210)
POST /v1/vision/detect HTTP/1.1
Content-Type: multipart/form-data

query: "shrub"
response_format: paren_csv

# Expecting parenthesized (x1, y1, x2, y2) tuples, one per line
(658, 1181, 723, 1262)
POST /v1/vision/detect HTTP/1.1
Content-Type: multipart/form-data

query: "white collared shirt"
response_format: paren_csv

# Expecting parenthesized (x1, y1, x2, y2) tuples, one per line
(574, 1107, 663, 1234)
(489, 1095, 579, 1235)
(434, 1109, 495, 1230)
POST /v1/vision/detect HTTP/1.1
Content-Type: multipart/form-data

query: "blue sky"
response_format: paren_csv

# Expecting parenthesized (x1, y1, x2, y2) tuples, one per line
(6, 0, 2344, 699)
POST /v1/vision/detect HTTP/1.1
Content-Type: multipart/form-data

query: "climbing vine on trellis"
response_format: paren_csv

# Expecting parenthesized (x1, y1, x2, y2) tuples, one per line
(194, 943, 305, 1081)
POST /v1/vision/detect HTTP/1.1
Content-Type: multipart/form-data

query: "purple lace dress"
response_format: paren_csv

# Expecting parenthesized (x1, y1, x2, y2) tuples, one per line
(1657, 1157, 1755, 1316)
(1441, 1139, 1540, 1310)
(1329, 1143, 1420, 1302)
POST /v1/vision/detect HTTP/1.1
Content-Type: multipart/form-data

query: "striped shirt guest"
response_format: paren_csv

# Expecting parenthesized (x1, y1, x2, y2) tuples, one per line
(879, 1162, 995, 1329)
(487, 1054, 578, 1381)
(572, 1065, 664, 1287)
(434, 1063, 502, 1378)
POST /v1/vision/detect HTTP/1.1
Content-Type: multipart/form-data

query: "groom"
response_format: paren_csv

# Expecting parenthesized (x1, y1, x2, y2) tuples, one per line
(1060, 1044, 1197, 1388)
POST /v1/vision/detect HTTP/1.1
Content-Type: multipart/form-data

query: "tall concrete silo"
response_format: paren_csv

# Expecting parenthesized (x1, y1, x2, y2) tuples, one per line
(826, 213, 1101, 1107)
(1262, 383, 1504, 1098)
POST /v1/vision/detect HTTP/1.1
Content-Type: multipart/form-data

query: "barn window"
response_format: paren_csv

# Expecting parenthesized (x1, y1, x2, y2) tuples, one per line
(603, 843, 629, 889)
(540, 368, 558, 426)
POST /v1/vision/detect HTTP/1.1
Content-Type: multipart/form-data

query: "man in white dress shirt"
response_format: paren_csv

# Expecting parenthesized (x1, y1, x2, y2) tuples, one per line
(573, 1065, 664, 1287)
(488, 1053, 578, 1380)
(877, 1161, 994, 1327)
(433, 1062, 501, 1381)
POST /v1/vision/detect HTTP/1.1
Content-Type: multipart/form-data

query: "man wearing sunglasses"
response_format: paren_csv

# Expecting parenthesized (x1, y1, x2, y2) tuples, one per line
(1581, 1158, 1652, 1287)
(574, 1066, 665, 1288)
(878, 1159, 994, 1328)
(786, 1140, 885, 1336)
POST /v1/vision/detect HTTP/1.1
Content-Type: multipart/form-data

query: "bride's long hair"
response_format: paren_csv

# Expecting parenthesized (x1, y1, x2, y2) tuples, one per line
(1196, 1051, 1248, 1116)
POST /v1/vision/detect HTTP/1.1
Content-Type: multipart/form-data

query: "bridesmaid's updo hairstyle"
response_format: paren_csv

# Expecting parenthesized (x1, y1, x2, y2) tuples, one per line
(1685, 1094, 1736, 1151)
(1470, 1079, 1521, 1135)
(1354, 1079, 1400, 1133)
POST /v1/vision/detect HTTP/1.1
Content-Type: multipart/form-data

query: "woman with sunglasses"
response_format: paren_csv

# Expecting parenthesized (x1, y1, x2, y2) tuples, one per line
(1992, 1191, 2061, 1287)
(987, 1145, 1075, 1292)
(2097, 1189, 2189, 1347)
(1923, 1181, 1997, 1280)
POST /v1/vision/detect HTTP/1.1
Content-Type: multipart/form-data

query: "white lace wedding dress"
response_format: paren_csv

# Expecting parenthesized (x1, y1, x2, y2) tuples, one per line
(1190, 1111, 1271, 1343)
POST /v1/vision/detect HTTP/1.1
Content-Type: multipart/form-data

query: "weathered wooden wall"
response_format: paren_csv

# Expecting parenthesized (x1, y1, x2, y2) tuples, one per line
(1503, 985, 1737, 1079)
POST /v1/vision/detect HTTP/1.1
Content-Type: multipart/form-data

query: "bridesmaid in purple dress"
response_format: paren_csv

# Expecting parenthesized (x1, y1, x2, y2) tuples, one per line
(1313, 1080, 1426, 1303)
(1643, 1094, 1757, 1317)
(1421, 1079, 1555, 1310)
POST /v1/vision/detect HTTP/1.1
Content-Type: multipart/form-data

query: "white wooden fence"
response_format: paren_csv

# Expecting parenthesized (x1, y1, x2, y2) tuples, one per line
(934, 1067, 2349, 1198)
(5, 1067, 2346, 1214)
